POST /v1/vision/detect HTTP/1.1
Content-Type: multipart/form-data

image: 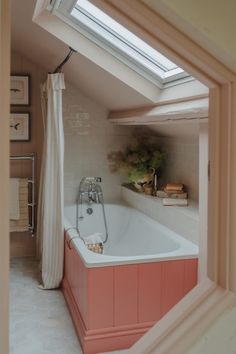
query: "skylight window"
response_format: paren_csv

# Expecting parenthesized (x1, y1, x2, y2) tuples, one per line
(52, 0, 191, 87)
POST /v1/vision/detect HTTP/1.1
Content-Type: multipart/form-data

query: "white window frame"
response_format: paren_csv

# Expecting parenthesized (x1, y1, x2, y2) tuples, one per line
(48, 0, 192, 88)
(32, 0, 236, 353)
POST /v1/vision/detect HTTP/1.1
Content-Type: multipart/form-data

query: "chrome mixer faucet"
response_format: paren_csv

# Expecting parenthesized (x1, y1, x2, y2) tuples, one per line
(76, 177, 108, 243)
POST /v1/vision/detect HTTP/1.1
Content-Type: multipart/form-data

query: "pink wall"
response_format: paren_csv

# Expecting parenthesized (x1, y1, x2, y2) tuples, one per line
(10, 51, 46, 257)
(63, 233, 198, 354)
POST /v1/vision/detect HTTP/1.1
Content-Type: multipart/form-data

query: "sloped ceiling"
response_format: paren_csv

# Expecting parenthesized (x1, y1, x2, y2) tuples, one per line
(11, 0, 208, 138)
(143, 0, 236, 74)
(11, 0, 154, 110)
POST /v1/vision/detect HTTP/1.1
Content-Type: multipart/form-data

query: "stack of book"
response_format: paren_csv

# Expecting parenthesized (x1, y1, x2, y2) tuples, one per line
(156, 183, 188, 206)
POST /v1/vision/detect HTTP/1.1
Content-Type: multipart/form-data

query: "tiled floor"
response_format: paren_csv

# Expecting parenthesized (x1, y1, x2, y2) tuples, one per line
(10, 258, 83, 354)
(10, 258, 126, 354)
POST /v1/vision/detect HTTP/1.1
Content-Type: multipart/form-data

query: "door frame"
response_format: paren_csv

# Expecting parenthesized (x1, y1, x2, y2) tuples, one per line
(89, 1, 236, 353)
(0, 0, 10, 353)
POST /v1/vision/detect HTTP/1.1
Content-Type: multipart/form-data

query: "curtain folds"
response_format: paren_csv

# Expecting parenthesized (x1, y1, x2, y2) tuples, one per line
(37, 73, 65, 289)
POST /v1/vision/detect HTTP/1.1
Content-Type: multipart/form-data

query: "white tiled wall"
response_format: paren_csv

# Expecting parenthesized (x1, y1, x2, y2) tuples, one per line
(63, 83, 136, 204)
(63, 83, 199, 219)
(158, 136, 199, 202)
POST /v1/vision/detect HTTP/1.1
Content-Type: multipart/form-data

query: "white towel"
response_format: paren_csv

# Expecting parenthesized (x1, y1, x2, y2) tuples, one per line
(10, 179, 29, 232)
(83, 233, 103, 245)
(163, 198, 188, 206)
(9, 178, 20, 220)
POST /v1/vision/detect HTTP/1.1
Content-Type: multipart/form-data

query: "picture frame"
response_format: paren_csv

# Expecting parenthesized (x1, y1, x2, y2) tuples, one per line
(10, 113, 31, 142)
(10, 75, 30, 106)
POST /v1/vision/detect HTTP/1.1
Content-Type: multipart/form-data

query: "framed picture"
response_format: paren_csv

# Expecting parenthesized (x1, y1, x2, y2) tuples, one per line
(10, 75, 30, 106)
(10, 113, 31, 142)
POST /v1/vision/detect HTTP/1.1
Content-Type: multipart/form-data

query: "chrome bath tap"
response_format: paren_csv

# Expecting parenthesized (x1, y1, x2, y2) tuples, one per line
(78, 177, 102, 203)
(76, 177, 108, 243)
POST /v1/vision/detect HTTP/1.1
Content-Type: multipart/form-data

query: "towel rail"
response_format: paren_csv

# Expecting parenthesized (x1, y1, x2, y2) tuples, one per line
(10, 153, 36, 236)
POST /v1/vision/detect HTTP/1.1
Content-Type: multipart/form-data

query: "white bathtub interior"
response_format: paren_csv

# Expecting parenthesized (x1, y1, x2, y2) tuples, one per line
(64, 204, 198, 267)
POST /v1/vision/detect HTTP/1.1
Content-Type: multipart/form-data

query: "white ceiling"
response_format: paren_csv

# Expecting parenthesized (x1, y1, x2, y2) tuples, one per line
(11, 0, 153, 110)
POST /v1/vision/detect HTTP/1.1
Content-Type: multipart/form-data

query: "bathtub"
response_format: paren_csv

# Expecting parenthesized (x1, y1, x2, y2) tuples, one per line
(62, 203, 198, 354)
(64, 204, 198, 267)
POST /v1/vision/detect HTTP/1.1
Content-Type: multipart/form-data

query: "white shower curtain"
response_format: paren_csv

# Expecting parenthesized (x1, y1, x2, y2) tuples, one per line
(37, 73, 65, 289)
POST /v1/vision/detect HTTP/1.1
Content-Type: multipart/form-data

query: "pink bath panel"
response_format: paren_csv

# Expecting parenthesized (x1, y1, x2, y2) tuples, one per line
(161, 260, 185, 315)
(63, 233, 198, 354)
(183, 258, 198, 294)
(114, 265, 138, 326)
(138, 263, 162, 323)
(88, 267, 114, 329)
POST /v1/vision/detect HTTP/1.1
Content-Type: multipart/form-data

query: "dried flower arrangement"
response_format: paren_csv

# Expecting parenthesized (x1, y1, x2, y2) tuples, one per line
(107, 137, 165, 192)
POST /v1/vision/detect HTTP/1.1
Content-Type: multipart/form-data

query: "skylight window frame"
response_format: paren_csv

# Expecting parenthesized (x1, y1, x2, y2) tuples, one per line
(51, 0, 192, 88)
(73, 0, 179, 73)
